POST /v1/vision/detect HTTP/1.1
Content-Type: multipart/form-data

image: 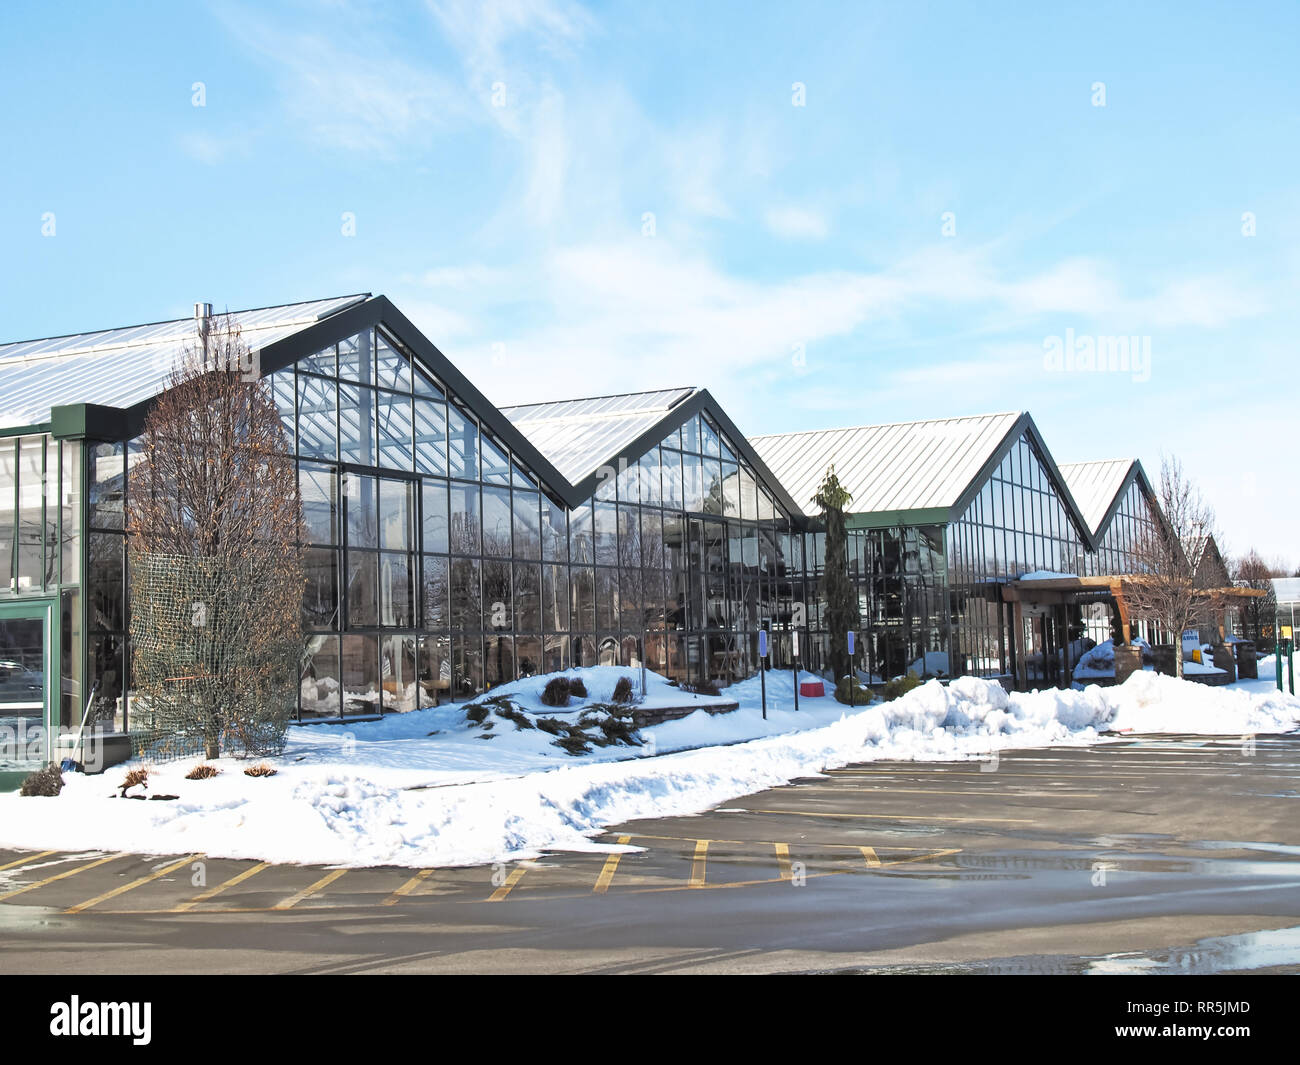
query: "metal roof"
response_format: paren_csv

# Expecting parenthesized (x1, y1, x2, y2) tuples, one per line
(751, 412, 1023, 518)
(502, 388, 696, 483)
(0, 294, 369, 425)
(1272, 577, 1300, 606)
(1058, 459, 1136, 536)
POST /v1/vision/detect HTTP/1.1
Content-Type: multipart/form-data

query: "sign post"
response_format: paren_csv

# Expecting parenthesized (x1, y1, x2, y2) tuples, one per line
(847, 629, 856, 708)
(758, 629, 768, 719)
(792, 628, 800, 713)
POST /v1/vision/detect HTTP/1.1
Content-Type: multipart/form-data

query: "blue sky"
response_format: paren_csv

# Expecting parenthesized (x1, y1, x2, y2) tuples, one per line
(2, 0, 1297, 564)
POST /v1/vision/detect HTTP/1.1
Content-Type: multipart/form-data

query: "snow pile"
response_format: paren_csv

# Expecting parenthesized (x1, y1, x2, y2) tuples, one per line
(0, 669, 1296, 868)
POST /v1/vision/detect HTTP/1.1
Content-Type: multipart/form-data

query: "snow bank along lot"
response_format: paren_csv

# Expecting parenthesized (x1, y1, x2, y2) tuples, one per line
(1, 666, 1297, 869)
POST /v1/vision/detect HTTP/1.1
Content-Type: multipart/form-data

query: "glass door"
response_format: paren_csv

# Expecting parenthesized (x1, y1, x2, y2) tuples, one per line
(0, 599, 57, 788)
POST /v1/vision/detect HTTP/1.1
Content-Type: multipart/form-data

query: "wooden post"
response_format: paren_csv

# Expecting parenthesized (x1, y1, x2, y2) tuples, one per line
(1012, 599, 1027, 691)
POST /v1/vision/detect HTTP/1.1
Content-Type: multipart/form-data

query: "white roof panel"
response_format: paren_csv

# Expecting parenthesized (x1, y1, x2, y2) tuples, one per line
(751, 412, 1023, 518)
(503, 388, 696, 483)
(0, 294, 369, 425)
(1058, 459, 1136, 536)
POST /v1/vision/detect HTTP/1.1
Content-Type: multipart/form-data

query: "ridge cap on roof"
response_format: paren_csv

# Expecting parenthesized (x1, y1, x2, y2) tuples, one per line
(0, 293, 373, 349)
(503, 386, 698, 413)
(750, 410, 1024, 440)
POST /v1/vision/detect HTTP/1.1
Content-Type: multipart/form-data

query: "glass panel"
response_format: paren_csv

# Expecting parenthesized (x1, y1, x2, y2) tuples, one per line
(515, 635, 542, 679)
(482, 560, 511, 631)
(422, 481, 449, 554)
(640, 450, 662, 505)
(375, 330, 412, 393)
(447, 405, 478, 480)
(450, 557, 481, 631)
(681, 451, 703, 511)
(569, 503, 593, 565)
(88, 533, 124, 630)
(413, 397, 448, 476)
(89, 633, 125, 731)
(661, 449, 683, 507)
(480, 435, 510, 485)
(346, 473, 379, 549)
(514, 562, 541, 631)
(379, 478, 414, 551)
(511, 461, 537, 489)
(482, 485, 512, 557)
(381, 634, 418, 711)
(16, 437, 45, 591)
(485, 634, 513, 689)
(572, 566, 595, 631)
(375, 390, 414, 470)
(453, 635, 484, 700)
(680, 414, 700, 453)
(340, 634, 380, 716)
(449, 483, 481, 555)
(512, 490, 540, 560)
(379, 552, 415, 627)
(87, 442, 123, 532)
(337, 329, 373, 384)
(701, 417, 721, 458)
(296, 374, 337, 461)
(419, 635, 451, 706)
(542, 495, 567, 562)
(542, 563, 569, 632)
(346, 550, 378, 627)
(594, 502, 618, 565)
(269, 369, 296, 453)
(339, 384, 376, 466)
(60, 440, 80, 585)
(422, 554, 448, 628)
(303, 547, 340, 629)
(300, 463, 338, 544)
(0, 615, 46, 771)
(413, 365, 444, 399)
(300, 635, 341, 719)
(299, 342, 336, 378)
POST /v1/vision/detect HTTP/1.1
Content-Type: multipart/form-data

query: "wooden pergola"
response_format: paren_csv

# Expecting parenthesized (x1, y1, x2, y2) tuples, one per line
(999, 575, 1265, 690)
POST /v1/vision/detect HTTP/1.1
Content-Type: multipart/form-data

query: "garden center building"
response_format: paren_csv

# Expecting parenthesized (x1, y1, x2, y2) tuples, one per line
(0, 292, 1229, 777)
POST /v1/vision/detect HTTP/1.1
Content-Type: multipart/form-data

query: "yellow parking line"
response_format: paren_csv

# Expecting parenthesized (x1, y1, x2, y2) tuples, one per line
(886, 848, 961, 867)
(0, 850, 56, 873)
(860, 846, 881, 867)
(746, 808, 1031, 824)
(774, 842, 793, 881)
(382, 868, 435, 906)
(65, 854, 199, 914)
(173, 861, 269, 912)
(488, 864, 530, 902)
(689, 840, 710, 888)
(273, 868, 348, 910)
(0, 853, 126, 903)
(593, 836, 632, 894)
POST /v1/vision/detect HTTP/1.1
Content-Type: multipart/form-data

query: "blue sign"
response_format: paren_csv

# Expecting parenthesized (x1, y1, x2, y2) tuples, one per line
(758, 629, 768, 658)
(847, 630, 855, 655)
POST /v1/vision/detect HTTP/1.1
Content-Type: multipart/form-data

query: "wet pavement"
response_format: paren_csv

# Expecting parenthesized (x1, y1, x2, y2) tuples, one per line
(0, 734, 1297, 973)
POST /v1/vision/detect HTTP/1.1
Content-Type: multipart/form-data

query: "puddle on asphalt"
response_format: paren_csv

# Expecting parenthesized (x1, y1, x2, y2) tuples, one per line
(814, 925, 1300, 975)
(1085, 925, 1300, 974)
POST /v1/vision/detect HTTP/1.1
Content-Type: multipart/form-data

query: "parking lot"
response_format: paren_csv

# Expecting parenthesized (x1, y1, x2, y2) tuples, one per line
(2, 734, 1298, 974)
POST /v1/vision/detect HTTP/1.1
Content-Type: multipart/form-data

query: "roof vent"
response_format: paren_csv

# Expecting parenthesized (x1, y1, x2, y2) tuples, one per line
(194, 301, 213, 320)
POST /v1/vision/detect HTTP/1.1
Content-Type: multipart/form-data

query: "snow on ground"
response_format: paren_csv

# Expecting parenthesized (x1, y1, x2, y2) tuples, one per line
(1, 666, 1297, 870)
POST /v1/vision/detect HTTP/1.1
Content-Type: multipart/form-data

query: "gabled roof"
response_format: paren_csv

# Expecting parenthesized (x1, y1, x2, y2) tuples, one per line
(1057, 459, 1147, 536)
(752, 411, 1096, 543)
(502, 388, 695, 484)
(0, 295, 369, 426)
(1, 294, 803, 518)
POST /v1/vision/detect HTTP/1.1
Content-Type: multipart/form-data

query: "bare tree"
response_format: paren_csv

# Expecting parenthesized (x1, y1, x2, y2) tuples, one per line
(1233, 548, 1283, 648)
(126, 314, 305, 758)
(1122, 455, 1227, 679)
